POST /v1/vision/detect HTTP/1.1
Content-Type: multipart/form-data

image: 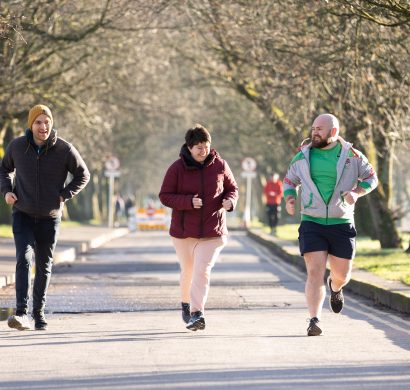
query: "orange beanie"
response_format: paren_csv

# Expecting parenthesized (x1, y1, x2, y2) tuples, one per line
(27, 104, 53, 129)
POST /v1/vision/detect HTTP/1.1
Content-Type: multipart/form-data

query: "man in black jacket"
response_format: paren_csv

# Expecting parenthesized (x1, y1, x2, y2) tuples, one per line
(0, 104, 90, 330)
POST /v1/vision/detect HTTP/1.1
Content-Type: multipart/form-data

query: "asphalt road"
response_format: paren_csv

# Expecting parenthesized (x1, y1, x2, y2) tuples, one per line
(0, 231, 409, 389)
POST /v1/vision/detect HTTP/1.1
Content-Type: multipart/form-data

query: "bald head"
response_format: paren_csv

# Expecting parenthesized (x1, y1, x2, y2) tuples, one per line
(311, 113, 340, 148)
(313, 114, 339, 134)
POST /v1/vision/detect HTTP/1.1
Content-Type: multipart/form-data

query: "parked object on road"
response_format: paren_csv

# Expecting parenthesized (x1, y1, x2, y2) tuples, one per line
(136, 203, 168, 231)
(284, 113, 378, 336)
(159, 124, 239, 331)
(0, 104, 90, 331)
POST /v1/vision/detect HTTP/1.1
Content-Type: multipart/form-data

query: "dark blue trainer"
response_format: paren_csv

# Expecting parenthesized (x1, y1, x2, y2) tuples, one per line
(181, 302, 190, 324)
(186, 311, 205, 331)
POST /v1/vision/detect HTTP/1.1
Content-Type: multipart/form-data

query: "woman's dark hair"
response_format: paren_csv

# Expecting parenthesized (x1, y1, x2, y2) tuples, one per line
(185, 124, 211, 148)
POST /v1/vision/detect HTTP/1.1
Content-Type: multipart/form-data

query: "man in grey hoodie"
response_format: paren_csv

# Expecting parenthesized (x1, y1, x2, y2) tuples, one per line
(0, 104, 90, 331)
(284, 113, 378, 336)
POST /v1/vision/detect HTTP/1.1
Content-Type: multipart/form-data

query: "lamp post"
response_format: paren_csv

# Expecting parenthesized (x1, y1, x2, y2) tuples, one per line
(241, 157, 257, 228)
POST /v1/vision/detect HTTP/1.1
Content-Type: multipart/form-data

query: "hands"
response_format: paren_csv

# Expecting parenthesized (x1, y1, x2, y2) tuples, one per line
(285, 196, 295, 215)
(192, 194, 203, 209)
(193, 195, 233, 211)
(342, 190, 360, 205)
(5, 193, 64, 206)
(222, 198, 232, 211)
(5, 192, 18, 205)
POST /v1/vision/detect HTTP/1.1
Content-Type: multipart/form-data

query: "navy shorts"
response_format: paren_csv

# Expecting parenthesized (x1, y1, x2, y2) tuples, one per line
(298, 221, 357, 259)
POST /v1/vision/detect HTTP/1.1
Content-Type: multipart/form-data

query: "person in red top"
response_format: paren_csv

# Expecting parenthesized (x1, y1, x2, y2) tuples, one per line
(263, 173, 284, 234)
(159, 124, 238, 331)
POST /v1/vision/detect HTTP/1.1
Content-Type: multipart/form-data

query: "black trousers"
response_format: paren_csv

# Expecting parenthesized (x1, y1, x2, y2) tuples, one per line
(12, 210, 60, 314)
(266, 204, 280, 229)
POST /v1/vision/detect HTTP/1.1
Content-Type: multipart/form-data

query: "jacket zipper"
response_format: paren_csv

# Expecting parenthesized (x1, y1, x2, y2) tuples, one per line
(327, 147, 345, 224)
(36, 152, 40, 213)
(200, 169, 204, 237)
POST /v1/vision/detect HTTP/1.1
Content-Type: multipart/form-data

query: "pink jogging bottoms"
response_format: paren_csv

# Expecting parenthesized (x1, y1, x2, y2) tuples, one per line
(171, 236, 227, 313)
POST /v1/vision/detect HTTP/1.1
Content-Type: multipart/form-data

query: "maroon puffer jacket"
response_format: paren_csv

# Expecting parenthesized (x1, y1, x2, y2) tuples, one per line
(159, 145, 238, 238)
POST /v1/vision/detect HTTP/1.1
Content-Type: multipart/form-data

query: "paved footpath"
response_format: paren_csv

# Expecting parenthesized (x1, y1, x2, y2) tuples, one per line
(1, 225, 410, 314)
(0, 229, 409, 390)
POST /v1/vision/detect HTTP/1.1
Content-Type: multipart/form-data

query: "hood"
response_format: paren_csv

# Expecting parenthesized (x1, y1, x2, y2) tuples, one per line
(25, 128, 58, 154)
(179, 144, 218, 170)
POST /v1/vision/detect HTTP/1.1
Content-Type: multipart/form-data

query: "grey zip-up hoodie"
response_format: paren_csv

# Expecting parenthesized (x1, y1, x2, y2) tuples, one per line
(284, 137, 378, 223)
(0, 129, 90, 218)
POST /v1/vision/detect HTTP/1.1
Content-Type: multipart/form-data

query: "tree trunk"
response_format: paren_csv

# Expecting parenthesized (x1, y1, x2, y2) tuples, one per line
(344, 118, 402, 249)
(355, 198, 378, 240)
(367, 188, 402, 248)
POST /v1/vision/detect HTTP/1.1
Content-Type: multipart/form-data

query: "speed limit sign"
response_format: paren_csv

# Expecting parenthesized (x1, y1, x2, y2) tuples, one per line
(241, 157, 257, 172)
(105, 156, 120, 171)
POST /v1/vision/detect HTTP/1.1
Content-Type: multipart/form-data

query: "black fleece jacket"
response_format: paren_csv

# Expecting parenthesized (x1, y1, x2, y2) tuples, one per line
(0, 129, 90, 218)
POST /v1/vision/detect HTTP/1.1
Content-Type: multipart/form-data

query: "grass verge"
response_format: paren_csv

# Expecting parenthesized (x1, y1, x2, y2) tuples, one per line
(0, 224, 13, 238)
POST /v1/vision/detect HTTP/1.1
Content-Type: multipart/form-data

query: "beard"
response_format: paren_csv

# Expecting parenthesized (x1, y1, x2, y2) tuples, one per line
(312, 137, 329, 148)
(312, 130, 332, 148)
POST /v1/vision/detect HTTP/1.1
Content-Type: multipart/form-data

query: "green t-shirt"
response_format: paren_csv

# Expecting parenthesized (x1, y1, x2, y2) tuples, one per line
(309, 143, 341, 205)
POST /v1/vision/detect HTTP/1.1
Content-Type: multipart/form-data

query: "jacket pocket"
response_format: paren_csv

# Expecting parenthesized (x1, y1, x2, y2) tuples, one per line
(302, 192, 313, 209)
(340, 191, 347, 207)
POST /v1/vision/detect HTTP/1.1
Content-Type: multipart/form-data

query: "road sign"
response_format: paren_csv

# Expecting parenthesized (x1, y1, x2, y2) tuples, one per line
(241, 158, 257, 228)
(105, 156, 120, 171)
(241, 157, 257, 172)
(241, 171, 257, 179)
(104, 156, 121, 228)
(104, 170, 121, 178)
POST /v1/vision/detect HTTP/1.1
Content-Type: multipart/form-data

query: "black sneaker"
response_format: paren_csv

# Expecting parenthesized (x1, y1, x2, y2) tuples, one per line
(186, 311, 205, 331)
(181, 302, 190, 324)
(32, 310, 48, 331)
(327, 276, 344, 313)
(7, 314, 32, 331)
(307, 317, 322, 336)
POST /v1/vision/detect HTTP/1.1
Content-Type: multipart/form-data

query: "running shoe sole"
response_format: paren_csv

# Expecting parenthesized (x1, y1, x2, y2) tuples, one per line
(8, 316, 32, 331)
(307, 323, 322, 336)
(186, 319, 205, 331)
(34, 323, 48, 331)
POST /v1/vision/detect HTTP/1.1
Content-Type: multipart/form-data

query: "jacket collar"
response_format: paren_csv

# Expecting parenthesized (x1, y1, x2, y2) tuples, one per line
(301, 136, 352, 154)
(180, 144, 217, 170)
(25, 128, 58, 154)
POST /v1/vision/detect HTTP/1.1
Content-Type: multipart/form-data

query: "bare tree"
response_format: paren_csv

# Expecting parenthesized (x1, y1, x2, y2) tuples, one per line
(169, 0, 409, 247)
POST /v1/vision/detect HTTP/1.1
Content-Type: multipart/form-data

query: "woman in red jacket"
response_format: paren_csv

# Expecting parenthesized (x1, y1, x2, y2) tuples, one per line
(159, 124, 238, 331)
